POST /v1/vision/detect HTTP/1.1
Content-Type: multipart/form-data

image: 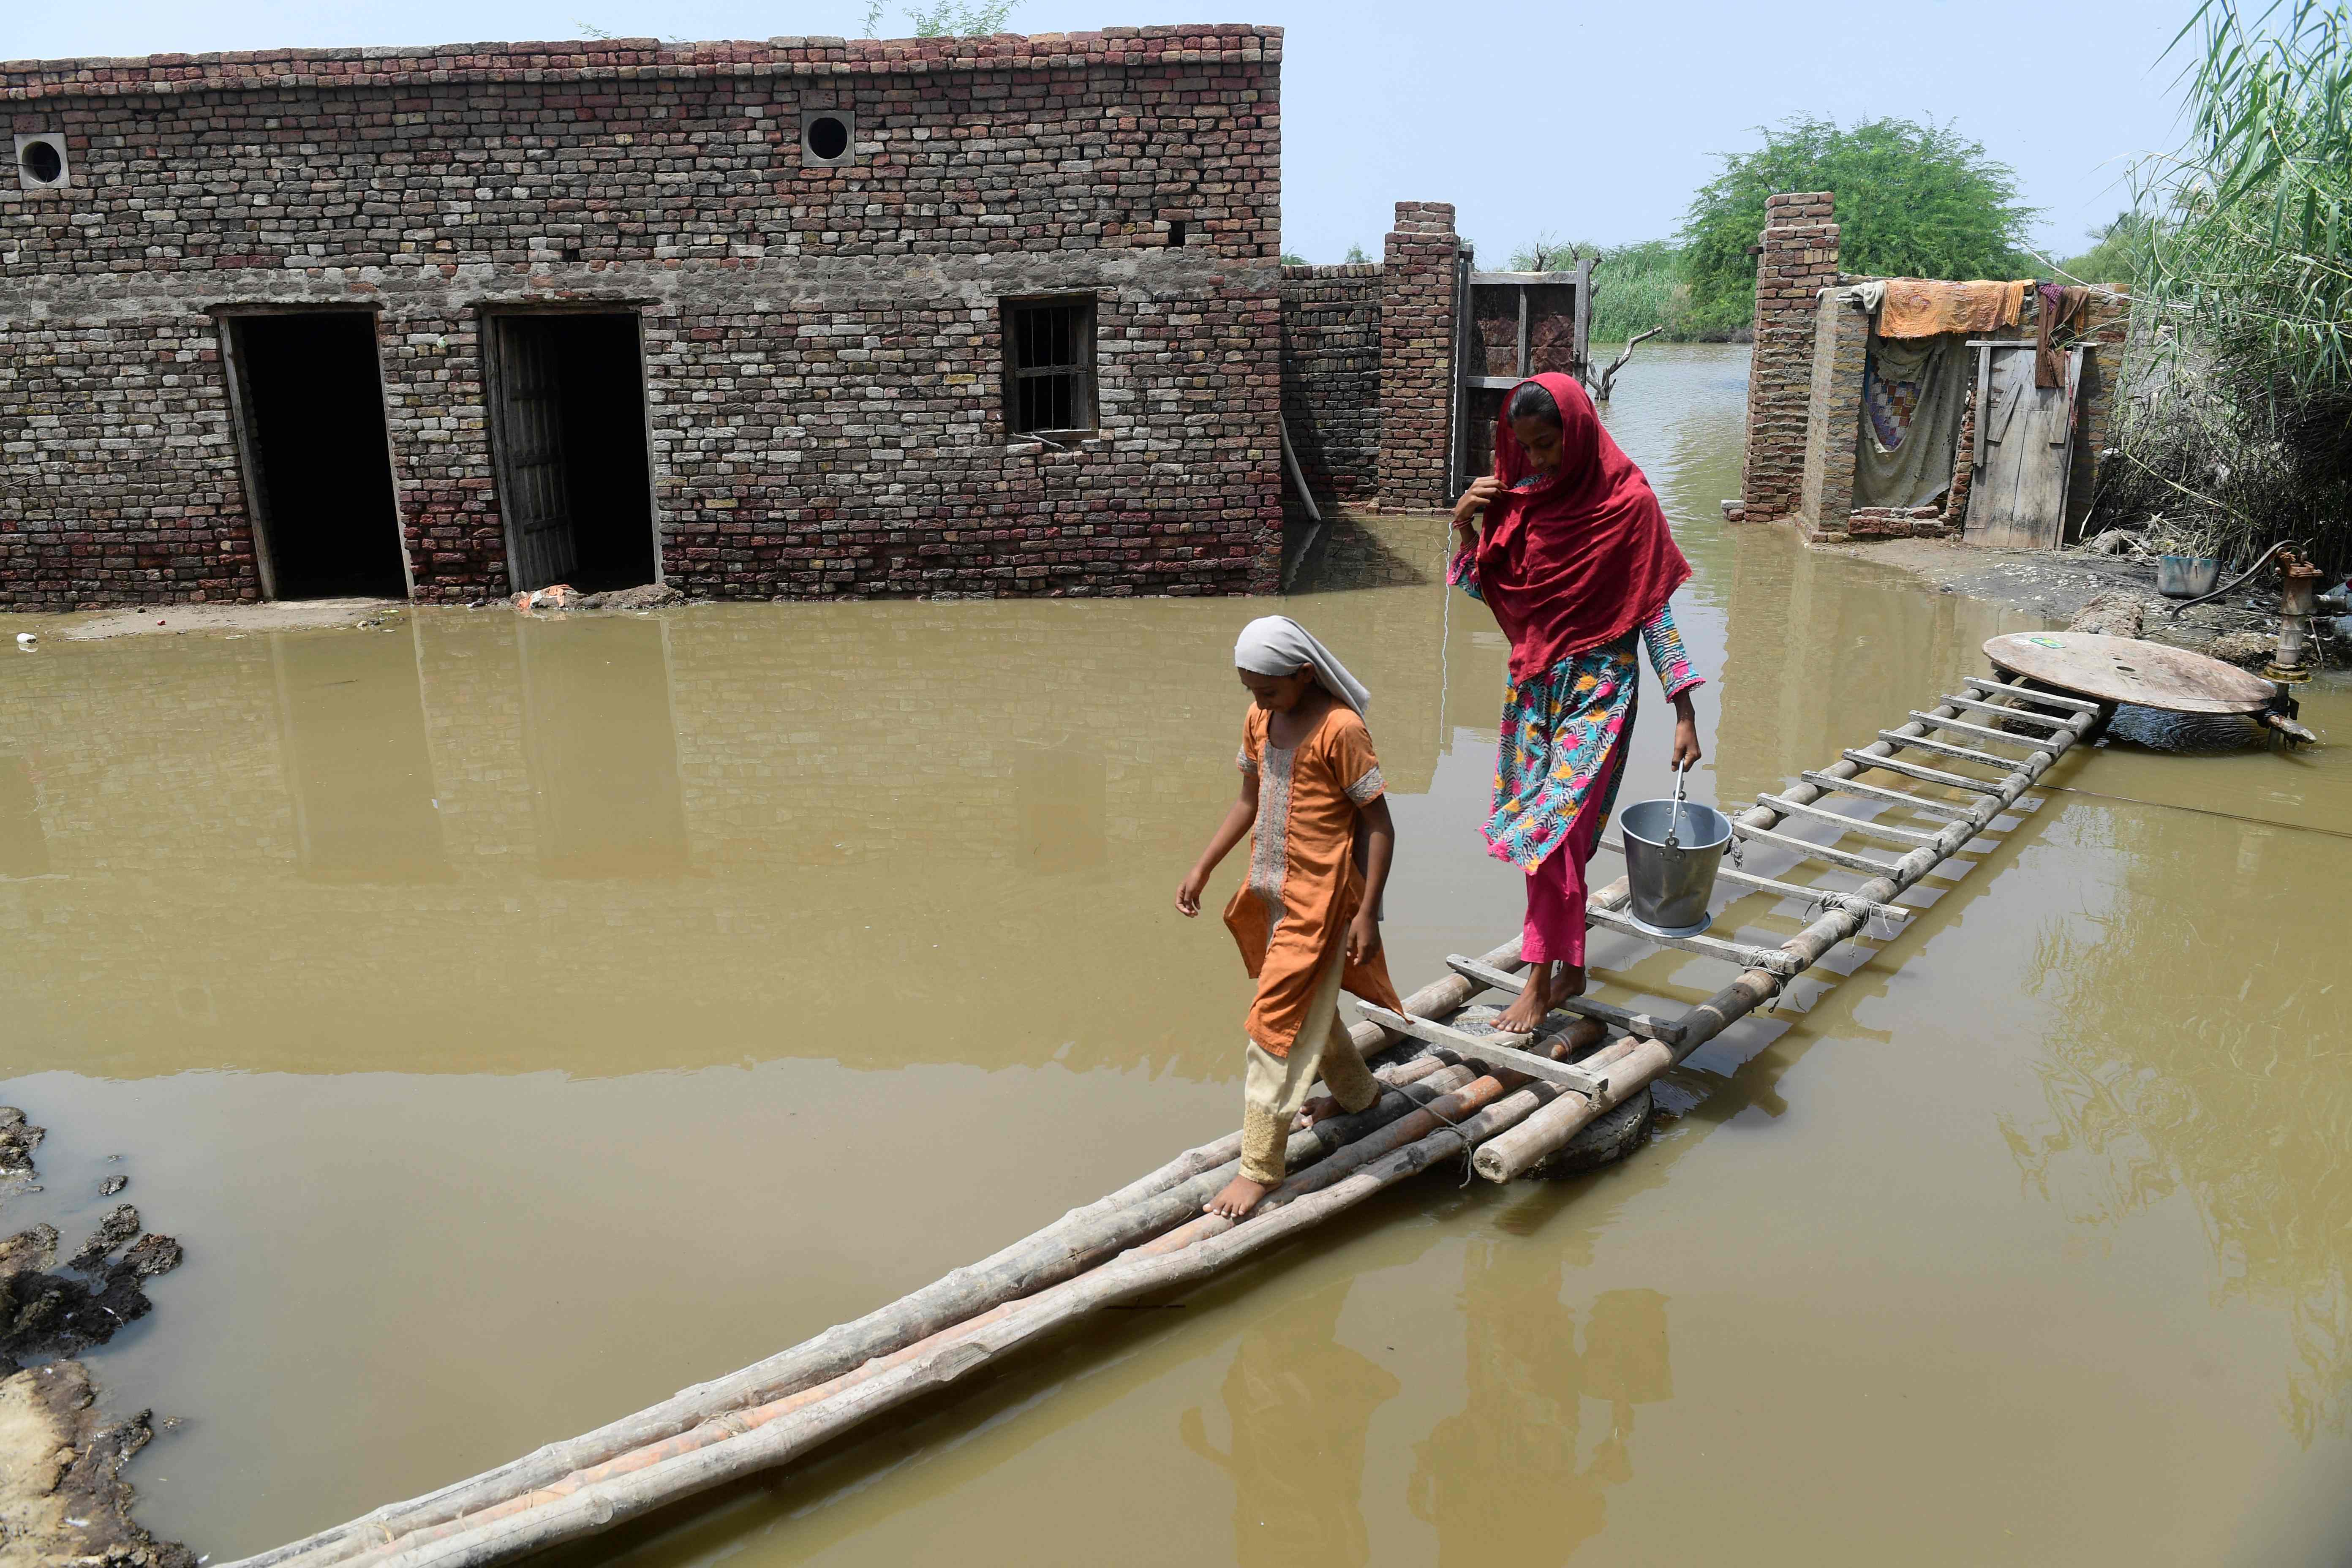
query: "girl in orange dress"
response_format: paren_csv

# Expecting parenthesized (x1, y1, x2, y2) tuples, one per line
(1177, 617, 1406, 1219)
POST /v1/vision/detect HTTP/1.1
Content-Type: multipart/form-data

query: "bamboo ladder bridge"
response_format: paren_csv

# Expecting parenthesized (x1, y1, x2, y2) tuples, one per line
(231, 671, 2104, 1568)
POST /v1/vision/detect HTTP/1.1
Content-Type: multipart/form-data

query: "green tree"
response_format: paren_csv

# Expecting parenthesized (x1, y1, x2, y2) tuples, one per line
(2055, 211, 2153, 286)
(1679, 116, 2037, 338)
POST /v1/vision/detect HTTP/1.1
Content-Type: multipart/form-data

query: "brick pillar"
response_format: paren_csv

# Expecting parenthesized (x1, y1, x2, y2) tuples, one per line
(1377, 201, 1459, 511)
(1738, 191, 1839, 520)
(1797, 287, 1870, 540)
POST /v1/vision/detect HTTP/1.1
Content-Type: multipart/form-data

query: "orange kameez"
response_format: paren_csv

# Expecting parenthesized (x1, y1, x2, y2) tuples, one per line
(1222, 704, 1406, 1055)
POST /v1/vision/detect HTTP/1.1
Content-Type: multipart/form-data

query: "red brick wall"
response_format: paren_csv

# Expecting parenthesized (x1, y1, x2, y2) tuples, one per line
(1738, 191, 1839, 520)
(0, 30, 1285, 607)
(1377, 201, 1459, 511)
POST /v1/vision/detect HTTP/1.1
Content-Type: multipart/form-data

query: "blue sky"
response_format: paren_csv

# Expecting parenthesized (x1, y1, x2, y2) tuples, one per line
(11, 0, 2198, 263)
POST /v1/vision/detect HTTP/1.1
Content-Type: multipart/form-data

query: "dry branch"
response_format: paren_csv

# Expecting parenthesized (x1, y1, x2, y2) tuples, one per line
(1591, 327, 1666, 401)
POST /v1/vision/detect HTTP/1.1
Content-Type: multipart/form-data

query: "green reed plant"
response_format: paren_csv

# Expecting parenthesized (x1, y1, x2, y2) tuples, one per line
(2099, 0, 2352, 572)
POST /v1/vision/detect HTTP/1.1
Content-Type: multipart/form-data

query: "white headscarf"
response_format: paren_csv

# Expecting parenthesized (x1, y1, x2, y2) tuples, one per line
(1233, 616, 1371, 716)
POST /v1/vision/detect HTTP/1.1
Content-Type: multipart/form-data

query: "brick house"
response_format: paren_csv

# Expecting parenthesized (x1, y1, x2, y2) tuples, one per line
(1732, 190, 2130, 545)
(1, 29, 1467, 610)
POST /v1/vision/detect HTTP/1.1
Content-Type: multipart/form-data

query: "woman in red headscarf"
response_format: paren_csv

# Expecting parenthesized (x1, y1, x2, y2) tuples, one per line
(1450, 373, 1705, 1043)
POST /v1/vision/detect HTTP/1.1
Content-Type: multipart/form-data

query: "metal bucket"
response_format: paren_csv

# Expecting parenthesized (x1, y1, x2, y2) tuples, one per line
(2157, 554, 2224, 599)
(1619, 796, 1731, 938)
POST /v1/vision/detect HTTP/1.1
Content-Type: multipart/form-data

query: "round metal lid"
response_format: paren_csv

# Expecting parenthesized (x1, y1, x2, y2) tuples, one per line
(1982, 632, 2278, 714)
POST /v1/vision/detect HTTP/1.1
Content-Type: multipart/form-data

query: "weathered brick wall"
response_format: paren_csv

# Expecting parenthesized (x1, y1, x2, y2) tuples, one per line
(2062, 293, 2132, 538)
(1797, 287, 1870, 539)
(1377, 201, 1458, 510)
(1737, 192, 1838, 520)
(0, 29, 1286, 608)
(1277, 262, 1380, 521)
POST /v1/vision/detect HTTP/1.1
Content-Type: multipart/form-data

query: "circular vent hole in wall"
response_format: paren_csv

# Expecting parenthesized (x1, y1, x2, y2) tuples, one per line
(19, 140, 63, 185)
(805, 116, 849, 161)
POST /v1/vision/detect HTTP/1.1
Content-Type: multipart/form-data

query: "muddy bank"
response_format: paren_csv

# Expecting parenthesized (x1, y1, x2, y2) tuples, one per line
(0, 1108, 190, 1567)
(1824, 534, 2311, 668)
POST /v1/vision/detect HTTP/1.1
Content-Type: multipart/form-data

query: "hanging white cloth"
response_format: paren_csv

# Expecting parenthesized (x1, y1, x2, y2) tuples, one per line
(1233, 616, 1372, 715)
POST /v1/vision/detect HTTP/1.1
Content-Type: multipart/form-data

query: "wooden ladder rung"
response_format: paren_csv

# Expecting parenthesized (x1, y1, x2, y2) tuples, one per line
(1732, 819, 1904, 877)
(1754, 792, 1944, 848)
(1712, 863, 1912, 922)
(1876, 730, 2026, 771)
(1937, 693, 2073, 729)
(1841, 749, 2008, 795)
(1907, 711, 2059, 751)
(1584, 903, 1805, 976)
(1798, 771, 1977, 820)
(1963, 675, 2103, 714)
(1354, 1003, 1609, 1097)
(1444, 955, 1687, 1045)
(1598, 839, 1913, 923)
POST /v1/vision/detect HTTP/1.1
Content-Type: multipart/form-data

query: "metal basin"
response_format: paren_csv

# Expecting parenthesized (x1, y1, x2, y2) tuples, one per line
(2157, 554, 2223, 599)
(1619, 797, 1731, 938)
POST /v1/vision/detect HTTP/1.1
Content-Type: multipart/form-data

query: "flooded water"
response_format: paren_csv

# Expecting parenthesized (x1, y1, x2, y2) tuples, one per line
(5, 343, 2351, 1565)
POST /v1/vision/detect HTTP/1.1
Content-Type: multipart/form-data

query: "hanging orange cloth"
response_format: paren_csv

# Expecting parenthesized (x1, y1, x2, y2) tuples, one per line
(1875, 278, 2031, 339)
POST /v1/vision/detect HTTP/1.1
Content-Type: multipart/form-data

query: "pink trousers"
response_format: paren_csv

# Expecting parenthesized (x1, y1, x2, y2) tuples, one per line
(1519, 741, 1625, 968)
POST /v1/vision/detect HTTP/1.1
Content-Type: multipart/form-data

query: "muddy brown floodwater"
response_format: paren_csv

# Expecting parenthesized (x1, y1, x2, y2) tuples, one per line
(3, 343, 2349, 1566)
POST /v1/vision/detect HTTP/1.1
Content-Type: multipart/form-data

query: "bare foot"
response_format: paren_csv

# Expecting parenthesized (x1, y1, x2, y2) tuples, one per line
(1493, 964, 1552, 1034)
(1550, 1016, 1607, 1060)
(1206, 1174, 1276, 1219)
(1557, 963, 1588, 998)
(1294, 1094, 1349, 1130)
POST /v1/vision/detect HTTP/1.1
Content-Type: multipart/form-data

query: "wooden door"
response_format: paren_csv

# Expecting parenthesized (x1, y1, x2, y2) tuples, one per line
(1964, 344, 2081, 550)
(491, 317, 579, 591)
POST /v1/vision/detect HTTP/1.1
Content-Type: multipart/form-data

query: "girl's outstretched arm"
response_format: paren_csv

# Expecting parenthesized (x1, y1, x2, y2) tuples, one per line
(1176, 770, 1259, 917)
(1347, 795, 1395, 964)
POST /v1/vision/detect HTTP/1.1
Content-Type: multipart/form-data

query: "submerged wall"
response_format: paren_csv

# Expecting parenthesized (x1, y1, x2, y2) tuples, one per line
(0, 30, 1287, 608)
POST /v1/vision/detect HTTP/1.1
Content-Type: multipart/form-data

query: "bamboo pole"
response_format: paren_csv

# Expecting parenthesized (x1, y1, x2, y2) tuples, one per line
(335, 1079, 1559, 1568)
(231, 937, 1535, 1568)
(242, 887, 1622, 1568)
(1475, 695, 2096, 1181)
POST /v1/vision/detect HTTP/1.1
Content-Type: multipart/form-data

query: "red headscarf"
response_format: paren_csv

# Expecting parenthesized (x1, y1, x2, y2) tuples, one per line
(1472, 372, 1691, 686)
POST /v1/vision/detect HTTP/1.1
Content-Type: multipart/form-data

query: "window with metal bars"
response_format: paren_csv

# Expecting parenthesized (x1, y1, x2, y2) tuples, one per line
(1001, 295, 1097, 436)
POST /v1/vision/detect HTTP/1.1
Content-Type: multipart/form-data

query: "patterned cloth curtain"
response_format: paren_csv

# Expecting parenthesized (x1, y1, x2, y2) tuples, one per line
(1853, 329, 1969, 510)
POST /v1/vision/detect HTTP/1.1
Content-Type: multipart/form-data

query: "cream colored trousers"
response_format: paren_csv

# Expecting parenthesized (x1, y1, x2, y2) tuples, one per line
(1240, 939, 1383, 1184)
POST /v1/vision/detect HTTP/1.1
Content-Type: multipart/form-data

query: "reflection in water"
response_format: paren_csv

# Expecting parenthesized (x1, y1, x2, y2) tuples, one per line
(517, 618, 689, 880)
(1408, 1243, 1669, 1567)
(272, 633, 451, 885)
(1015, 743, 1107, 875)
(0, 754, 47, 879)
(1179, 1282, 1398, 1568)
(2003, 798, 2352, 1446)
(0, 591, 1454, 1082)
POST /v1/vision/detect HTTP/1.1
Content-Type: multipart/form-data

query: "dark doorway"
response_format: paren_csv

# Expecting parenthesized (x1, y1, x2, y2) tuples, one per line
(485, 313, 659, 593)
(226, 312, 409, 600)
